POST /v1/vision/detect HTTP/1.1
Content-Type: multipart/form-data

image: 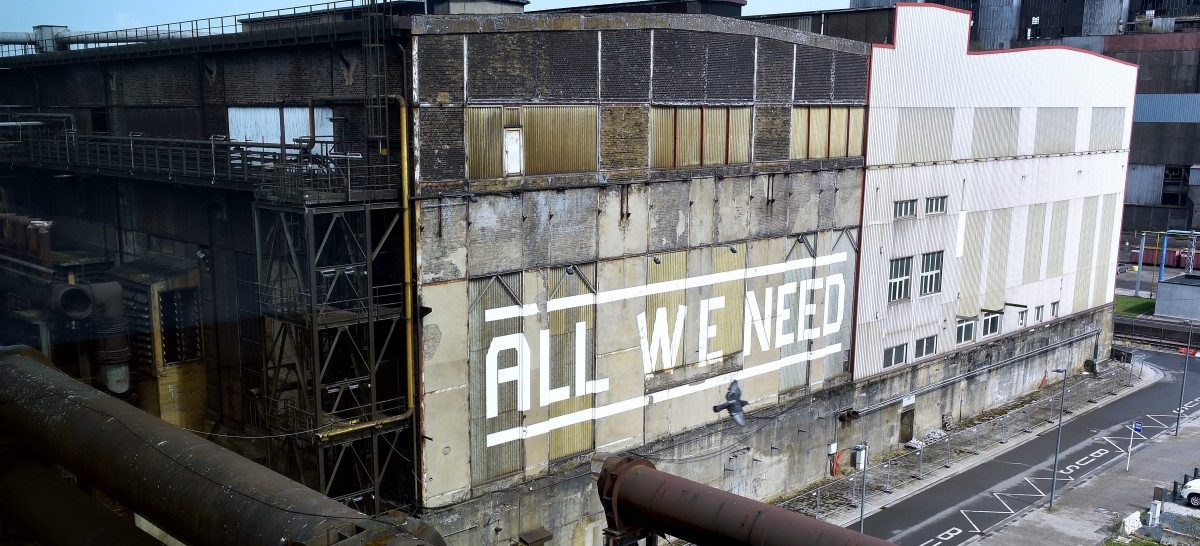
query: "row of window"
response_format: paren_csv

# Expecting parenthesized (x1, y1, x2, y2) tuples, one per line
(887, 250, 944, 303)
(893, 195, 947, 219)
(885, 301, 1061, 369)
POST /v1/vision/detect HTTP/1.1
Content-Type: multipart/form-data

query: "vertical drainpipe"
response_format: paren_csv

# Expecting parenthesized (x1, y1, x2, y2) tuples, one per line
(399, 94, 420, 506)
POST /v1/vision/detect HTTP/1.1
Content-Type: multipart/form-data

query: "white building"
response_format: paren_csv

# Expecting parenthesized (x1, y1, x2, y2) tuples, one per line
(854, 3, 1138, 379)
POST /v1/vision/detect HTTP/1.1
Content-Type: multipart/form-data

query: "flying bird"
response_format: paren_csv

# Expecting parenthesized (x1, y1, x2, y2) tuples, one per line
(713, 380, 750, 426)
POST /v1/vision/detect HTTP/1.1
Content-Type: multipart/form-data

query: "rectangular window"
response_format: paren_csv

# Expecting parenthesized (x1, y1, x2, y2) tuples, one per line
(651, 106, 751, 168)
(884, 343, 907, 368)
(915, 335, 937, 359)
(1035, 305, 1044, 322)
(926, 196, 948, 214)
(894, 199, 917, 219)
(1018, 310, 1027, 328)
(981, 312, 1001, 337)
(919, 251, 943, 296)
(1051, 301, 1060, 317)
(888, 257, 912, 303)
(956, 318, 975, 344)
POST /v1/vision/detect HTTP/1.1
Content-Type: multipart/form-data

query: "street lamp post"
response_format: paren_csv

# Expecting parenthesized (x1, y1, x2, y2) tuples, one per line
(1049, 367, 1068, 509)
(1177, 320, 1194, 437)
(854, 443, 868, 534)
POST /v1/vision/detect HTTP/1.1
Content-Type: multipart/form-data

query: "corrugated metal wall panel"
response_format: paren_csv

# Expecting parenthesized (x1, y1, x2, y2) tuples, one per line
(1089, 107, 1125, 151)
(829, 106, 850, 157)
(227, 106, 335, 149)
(897, 107, 953, 163)
(523, 105, 598, 175)
(546, 265, 596, 461)
(1023, 203, 1047, 284)
(651, 107, 674, 168)
(466, 107, 503, 179)
(848, 107, 866, 157)
(646, 251, 686, 371)
(468, 274, 524, 484)
(1091, 194, 1118, 308)
(728, 107, 751, 164)
(1072, 196, 1099, 311)
(675, 107, 702, 167)
(779, 238, 813, 391)
(808, 106, 830, 159)
(789, 107, 810, 160)
(1034, 107, 1078, 155)
(1046, 200, 1070, 278)
(957, 212, 985, 317)
(822, 230, 855, 378)
(983, 208, 1012, 311)
(1125, 164, 1166, 205)
(1133, 93, 1200, 123)
(971, 107, 1019, 158)
(712, 243, 746, 357)
(702, 107, 728, 166)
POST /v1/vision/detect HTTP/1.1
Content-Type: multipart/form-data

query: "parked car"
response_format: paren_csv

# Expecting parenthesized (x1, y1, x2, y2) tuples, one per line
(1117, 263, 1130, 275)
(1182, 479, 1200, 507)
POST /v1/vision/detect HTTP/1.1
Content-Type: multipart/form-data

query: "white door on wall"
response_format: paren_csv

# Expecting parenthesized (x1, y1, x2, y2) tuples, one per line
(503, 127, 523, 176)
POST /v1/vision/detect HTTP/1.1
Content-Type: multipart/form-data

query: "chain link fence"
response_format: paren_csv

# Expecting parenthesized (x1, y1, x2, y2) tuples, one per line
(778, 364, 1136, 522)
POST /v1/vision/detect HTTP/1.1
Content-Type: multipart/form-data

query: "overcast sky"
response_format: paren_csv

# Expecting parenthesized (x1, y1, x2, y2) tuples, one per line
(1, 0, 850, 31)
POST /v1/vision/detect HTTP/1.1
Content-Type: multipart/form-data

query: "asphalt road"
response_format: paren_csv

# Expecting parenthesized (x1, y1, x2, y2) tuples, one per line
(857, 351, 1199, 546)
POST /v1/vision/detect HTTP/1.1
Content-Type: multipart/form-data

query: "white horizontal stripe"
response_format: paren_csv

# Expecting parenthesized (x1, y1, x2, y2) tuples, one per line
(484, 303, 539, 322)
(503, 252, 848, 318)
(485, 343, 842, 447)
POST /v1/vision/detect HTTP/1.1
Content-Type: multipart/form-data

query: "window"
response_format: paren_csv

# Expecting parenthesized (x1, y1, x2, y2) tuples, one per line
(894, 199, 917, 219)
(1051, 301, 1060, 317)
(956, 318, 975, 344)
(1035, 305, 1044, 322)
(915, 335, 937, 359)
(651, 106, 751, 168)
(981, 312, 1001, 337)
(790, 106, 866, 160)
(919, 251, 943, 296)
(926, 196, 947, 214)
(1018, 310, 1027, 328)
(888, 257, 912, 302)
(884, 344, 907, 368)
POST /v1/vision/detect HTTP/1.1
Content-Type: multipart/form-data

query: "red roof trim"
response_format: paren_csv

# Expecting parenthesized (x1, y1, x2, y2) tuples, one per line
(894, 1, 971, 16)
(968, 45, 1139, 68)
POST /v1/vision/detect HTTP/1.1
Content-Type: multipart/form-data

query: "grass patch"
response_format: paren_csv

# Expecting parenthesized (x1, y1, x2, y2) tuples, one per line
(1103, 538, 1159, 546)
(1115, 295, 1156, 317)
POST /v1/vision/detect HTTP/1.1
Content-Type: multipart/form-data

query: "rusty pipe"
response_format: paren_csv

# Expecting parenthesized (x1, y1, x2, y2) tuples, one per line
(592, 454, 897, 546)
(0, 346, 425, 546)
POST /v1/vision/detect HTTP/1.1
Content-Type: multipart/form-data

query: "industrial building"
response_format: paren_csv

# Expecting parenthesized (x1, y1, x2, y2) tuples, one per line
(0, 1, 1134, 545)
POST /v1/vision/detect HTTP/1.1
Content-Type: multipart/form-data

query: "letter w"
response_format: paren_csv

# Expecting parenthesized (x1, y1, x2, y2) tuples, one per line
(637, 306, 687, 374)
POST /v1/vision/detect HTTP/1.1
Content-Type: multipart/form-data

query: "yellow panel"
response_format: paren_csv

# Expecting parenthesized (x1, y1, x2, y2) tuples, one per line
(727, 107, 751, 164)
(702, 107, 728, 166)
(651, 107, 675, 169)
(829, 106, 849, 157)
(712, 243, 746, 356)
(847, 107, 865, 157)
(466, 107, 503, 179)
(790, 107, 810, 159)
(157, 361, 207, 430)
(808, 106, 830, 159)
(547, 265, 596, 461)
(522, 106, 598, 175)
(675, 107, 701, 167)
(646, 251, 687, 371)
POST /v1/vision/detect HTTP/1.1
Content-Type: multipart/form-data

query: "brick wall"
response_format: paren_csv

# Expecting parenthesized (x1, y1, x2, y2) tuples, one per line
(600, 106, 648, 170)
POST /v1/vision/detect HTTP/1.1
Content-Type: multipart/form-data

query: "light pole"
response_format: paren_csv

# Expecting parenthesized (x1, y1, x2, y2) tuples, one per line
(854, 443, 868, 533)
(1048, 367, 1068, 509)
(1177, 320, 1194, 436)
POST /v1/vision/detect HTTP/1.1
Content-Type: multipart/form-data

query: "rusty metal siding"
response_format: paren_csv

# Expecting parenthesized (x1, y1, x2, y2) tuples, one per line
(789, 107, 810, 159)
(651, 107, 674, 168)
(1046, 200, 1070, 278)
(847, 107, 865, 157)
(468, 274, 524, 484)
(1023, 203, 1047, 284)
(971, 107, 1019, 158)
(522, 105, 598, 175)
(829, 106, 850, 157)
(466, 107, 503, 179)
(957, 212, 985, 318)
(646, 251, 686, 371)
(547, 265, 596, 461)
(1034, 107, 1078, 155)
(728, 107, 751, 163)
(674, 107, 702, 167)
(983, 208, 1011, 312)
(897, 107, 954, 163)
(1073, 196, 1099, 311)
(702, 107, 728, 166)
(1089, 107, 1125, 151)
(808, 106, 830, 159)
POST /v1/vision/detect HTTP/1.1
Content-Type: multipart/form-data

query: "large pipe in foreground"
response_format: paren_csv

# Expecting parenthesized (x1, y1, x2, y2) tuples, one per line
(0, 346, 424, 546)
(0, 449, 163, 546)
(592, 454, 897, 546)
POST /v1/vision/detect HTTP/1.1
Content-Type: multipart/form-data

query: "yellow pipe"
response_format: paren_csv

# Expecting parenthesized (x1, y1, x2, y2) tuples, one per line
(399, 95, 416, 422)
